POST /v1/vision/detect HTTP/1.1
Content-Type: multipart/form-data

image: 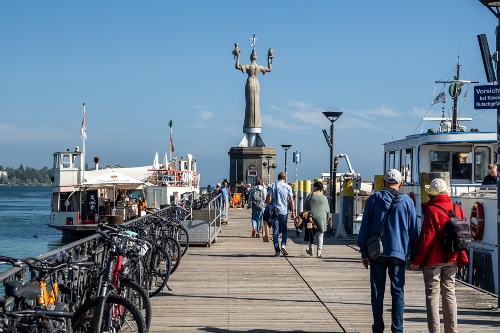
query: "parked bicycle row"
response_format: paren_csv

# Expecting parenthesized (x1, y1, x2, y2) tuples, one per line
(0, 205, 190, 333)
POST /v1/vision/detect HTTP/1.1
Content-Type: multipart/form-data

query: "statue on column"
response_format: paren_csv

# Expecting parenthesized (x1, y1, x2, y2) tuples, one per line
(232, 34, 274, 147)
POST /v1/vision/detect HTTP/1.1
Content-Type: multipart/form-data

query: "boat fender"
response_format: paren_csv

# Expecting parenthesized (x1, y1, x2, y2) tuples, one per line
(470, 201, 485, 241)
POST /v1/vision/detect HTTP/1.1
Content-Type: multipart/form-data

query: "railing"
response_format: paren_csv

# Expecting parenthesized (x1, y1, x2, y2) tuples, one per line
(0, 207, 174, 300)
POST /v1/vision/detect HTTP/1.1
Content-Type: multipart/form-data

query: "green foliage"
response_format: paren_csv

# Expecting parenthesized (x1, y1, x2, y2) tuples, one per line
(0, 166, 52, 186)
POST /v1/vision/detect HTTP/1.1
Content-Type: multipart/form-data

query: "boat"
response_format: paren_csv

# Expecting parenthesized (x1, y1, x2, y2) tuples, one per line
(382, 63, 498, 294)
(48, 148, 200, 238)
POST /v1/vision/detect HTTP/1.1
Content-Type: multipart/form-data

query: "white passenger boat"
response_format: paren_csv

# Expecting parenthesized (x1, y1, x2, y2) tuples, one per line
(47, 149, 200, 238)
(382, 63, 498, 294)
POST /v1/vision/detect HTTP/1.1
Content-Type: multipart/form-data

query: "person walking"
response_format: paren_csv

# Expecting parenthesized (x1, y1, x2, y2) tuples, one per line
(303, 181, 329, 258)
(357, 169, 419, 333)
(410, 178, 469, 333)
(248, 178, 266, 238)
(267, 172, 296, 257)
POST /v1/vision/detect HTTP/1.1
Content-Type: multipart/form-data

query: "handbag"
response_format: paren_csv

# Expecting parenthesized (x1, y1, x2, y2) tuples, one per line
(366, 195, 398, 260)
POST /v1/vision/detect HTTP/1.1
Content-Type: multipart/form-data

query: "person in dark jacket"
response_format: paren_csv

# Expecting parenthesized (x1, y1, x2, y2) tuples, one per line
(410, 178, 468, 333)
(481, 163, 497, 185)
(357, 169, 418, 333)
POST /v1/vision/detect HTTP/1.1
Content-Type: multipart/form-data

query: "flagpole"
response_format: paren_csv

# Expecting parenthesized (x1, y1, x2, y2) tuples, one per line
(81, 103, 86, 182)
(169, 120, 174, 163)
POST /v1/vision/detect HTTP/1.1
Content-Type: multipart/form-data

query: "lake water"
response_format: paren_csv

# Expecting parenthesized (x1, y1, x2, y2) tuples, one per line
(0, 186, 68, 271)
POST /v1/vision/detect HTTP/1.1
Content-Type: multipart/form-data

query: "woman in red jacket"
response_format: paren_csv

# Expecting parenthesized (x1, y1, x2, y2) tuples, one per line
(410, 178, 468, 333)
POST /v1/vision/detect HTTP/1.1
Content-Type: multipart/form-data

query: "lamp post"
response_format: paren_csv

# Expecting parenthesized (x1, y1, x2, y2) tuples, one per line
(478, 0, 500, 305)
(281, 144, 292, 176)
(322, 111, 343, 216)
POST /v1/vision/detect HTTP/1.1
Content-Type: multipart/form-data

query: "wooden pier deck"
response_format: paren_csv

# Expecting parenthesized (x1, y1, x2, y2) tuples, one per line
(149, 207, 499, 332)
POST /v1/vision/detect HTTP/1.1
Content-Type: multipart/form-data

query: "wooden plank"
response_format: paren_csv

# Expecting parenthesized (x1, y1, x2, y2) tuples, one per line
(148, 207, 500, 332)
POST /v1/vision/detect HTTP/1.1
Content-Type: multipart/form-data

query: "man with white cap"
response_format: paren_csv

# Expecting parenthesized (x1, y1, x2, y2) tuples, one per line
(410, 178, 468, 333)
(358, 169, 418, 333)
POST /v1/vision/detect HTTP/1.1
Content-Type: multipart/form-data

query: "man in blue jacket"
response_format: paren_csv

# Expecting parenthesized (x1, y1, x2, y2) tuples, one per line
(357, 169, 418, 333)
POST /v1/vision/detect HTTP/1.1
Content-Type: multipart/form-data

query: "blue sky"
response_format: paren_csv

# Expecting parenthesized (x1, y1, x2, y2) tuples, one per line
(0, 1, 497, 186)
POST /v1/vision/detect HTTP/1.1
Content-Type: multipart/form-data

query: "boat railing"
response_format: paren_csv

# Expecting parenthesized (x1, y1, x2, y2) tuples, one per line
(147, 169, 200, 188)
(450, 183, 496, 198)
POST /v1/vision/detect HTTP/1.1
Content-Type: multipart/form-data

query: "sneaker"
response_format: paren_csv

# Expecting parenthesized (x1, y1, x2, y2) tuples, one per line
(274, 252, 280, 257)
(317, 253, 322, 258)
(281, 247, 288, 256)
(306, 249, 313, 256)
(251, 229, 256, 238)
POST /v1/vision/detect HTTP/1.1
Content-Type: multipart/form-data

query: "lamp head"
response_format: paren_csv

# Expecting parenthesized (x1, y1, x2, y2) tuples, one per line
(480, 0, 500, 6)
(281, 144, 292, 150)
(322, 111, 343, 122)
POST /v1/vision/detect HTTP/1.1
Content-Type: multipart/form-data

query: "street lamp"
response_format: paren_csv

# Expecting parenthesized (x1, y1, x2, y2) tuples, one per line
(479, 0, 500, 306)
(322, 111, 343, 216)
(263, 155, 276, 184)
(281, 144, 292, 176)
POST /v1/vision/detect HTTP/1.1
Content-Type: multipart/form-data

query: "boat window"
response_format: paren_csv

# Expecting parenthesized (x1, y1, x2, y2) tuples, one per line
(402, 148, 413, 183)
(385, 150, 400, 171)
(451, 152, 472, 180)
(430, 151, 450, 173)
(62, 154, 71, 168)
(474, 147, 491, 183)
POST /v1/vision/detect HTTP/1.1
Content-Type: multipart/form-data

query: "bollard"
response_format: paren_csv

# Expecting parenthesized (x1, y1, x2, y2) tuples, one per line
(374, 175, 385, 192)
(297, 180, 304, 213)
(342, 178, 354, 235)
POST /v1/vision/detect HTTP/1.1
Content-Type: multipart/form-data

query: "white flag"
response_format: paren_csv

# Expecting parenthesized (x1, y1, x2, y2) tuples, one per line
(431, 91, 447, 105)
(80, 103, 87, 139)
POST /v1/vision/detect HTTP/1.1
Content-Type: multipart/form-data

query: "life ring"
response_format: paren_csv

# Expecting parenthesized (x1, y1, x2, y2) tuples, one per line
(470, 201, 485, 241)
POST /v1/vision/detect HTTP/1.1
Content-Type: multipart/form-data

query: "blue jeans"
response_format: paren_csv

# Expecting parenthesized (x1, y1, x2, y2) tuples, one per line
(251, 206, 264, 231)
(271, 214, 288, 253)
(370, 256, 406, 333)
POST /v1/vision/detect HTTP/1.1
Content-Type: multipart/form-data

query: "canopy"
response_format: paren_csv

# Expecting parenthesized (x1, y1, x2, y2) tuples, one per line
(83, 170, 144, 189)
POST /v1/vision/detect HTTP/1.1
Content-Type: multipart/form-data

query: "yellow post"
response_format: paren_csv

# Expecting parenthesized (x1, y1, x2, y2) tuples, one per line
(343, 179, 354, 196)
(374, 175, 385, 192)
(304, 180, 312, 194)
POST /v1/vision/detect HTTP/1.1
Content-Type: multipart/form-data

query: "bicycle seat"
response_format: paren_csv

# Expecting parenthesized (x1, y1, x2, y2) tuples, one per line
(4, 280, 41, 300)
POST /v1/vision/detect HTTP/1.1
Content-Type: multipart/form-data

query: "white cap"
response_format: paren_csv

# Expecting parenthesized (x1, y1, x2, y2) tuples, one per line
(384, 169, 402, 184)
(425, 178, 450, 196)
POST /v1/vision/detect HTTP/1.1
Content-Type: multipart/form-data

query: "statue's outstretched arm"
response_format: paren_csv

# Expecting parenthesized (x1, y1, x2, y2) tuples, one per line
(232, 43, 242, 71)
(264, 48, 274, 73)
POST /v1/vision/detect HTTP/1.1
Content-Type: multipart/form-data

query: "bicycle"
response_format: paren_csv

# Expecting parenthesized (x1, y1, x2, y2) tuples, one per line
(71, 226, 147, 333)
(0, 255, 74, 333)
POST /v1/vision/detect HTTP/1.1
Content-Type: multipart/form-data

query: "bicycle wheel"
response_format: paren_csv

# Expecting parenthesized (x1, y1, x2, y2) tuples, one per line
(160, 236, 181, 275)
(72, 294, 146, 333)
(146, 246, 171, 298)
(119, 278, 152, 330)
(177, 224, 189, 257)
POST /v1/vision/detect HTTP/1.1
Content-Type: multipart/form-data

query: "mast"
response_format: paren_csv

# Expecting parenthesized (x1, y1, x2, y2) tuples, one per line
(435, 63, 477, 132)
(451, 64, 460, 132)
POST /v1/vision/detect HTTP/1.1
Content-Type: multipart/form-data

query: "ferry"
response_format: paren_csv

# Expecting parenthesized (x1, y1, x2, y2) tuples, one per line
(382, 63, 498, 294)
(47, 148, 200, 238)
